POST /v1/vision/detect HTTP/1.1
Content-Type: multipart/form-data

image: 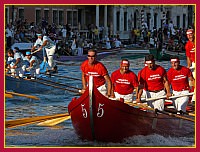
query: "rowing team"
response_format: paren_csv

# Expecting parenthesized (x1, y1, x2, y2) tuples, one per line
(6, 47, 48, 79)
(80, 50, 195, 114)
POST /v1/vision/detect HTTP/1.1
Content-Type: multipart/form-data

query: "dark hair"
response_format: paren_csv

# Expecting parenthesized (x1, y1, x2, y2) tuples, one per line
(7, 48, 14, 54)
(170, 55, 180, 60)
(145, 54, 154, 61)
(88, 49, 97, 55)
(14, 47, 19, 51)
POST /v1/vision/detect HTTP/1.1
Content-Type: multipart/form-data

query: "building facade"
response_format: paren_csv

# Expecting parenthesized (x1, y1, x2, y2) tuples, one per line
(5, 5, 195, 39)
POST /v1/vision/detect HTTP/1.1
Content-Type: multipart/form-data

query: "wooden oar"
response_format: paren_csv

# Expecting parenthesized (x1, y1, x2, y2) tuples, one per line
(46, 73, 81, 81)
(30, 79, 81, 94)
(6, 91, 39, 100)
(37, 77, 81, 90)
(37, 115, 71, 126)
(155, 109, 195, 122)
(5, 113, 70, 128)
(126, 102, 195, 122)
(5, 93, 13, 98)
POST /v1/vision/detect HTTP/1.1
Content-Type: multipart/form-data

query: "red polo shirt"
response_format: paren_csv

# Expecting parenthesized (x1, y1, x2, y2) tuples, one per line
(111, 69, 138, 95)
(81, 60, 108, 87)
(185, 40, 195, 63)
(167, 66, 192, 91)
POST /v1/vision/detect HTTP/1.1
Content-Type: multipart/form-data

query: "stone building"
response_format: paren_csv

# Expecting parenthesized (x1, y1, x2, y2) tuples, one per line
(5, 5, 195, 39)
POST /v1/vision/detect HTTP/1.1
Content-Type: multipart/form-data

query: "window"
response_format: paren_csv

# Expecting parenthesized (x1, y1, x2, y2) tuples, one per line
(154, 13, 157, 28)
(19, 8, 24, 20)
(124, 12, 127, 31)
(59, 10, 64, 25)
(116, 11, 120, 31)
(67, 10, 78, 28)
(36, 9, 41, 25)
(177, 16, 180, 28)
(44, 10, 49, 24)
(53, 10, 58, 25)
(183, 14, 186, 28)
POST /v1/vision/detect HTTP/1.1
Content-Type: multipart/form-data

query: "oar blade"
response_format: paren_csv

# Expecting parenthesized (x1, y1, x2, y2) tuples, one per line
(37, 115, 71, 126)
(6, 91, 39, 100)
(5, 93, 13, 98)
(5, 113, 70, 128)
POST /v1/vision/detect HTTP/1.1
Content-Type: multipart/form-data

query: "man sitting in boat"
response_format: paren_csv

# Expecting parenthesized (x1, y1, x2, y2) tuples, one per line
(167, 56, 195, 114)
(31, 30, 57, 73)
(110, 59, 139, 102)
(22, 51, 40, 78)
(136, 54, 171, 111)
(6, 48, 24, 77)
(80, 49, 113, 98)
(13, 47, 24, 60)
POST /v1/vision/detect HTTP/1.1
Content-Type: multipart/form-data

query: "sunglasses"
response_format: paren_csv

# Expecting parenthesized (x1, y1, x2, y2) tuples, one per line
(87, 55, 96, 57)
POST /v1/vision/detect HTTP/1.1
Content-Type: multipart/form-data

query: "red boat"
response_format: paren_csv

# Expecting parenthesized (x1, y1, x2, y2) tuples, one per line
(68, 77, 194, 142)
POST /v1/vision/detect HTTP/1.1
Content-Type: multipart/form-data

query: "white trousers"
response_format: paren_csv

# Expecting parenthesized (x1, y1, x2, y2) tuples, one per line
(45, 46, 56, 68)
(114, 92, 133, 102)
(146, 90, 166, 111)
(172, 90, 189, 112)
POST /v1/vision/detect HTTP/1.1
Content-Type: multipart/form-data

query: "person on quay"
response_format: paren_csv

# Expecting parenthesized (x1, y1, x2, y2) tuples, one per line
(136, 54, 171, 111)
(167, 56, 195, 113)
(111, 59, 139, 102)
(31, 30, 57, 72)
(80, 49, 113, 97)
(6, 48, 24, 77)
(185, 28, 195, 102)
(23, 51, 40, 78)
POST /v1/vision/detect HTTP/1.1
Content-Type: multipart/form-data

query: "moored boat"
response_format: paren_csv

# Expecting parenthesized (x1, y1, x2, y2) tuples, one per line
(68, 76, 194, 142)
(54, 47, 123, 62)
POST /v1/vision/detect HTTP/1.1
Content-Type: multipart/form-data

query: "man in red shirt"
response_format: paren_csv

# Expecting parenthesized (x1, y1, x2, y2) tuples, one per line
(80, 49, 112, 97)
(111, 59, 139, 102)
(136, 54, 171, 111)
(185, 29, 195, 75)
(167, 56, 195, 113)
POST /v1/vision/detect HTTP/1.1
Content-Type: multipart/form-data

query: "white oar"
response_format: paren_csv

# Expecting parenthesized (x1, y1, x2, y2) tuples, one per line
(31, 49, 40, 54)
(145, 92, 194, 102)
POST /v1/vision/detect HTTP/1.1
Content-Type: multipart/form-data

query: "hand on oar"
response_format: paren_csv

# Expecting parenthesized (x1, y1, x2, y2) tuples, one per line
(6, 91, 39, 100)
(5, 113, 70, 128)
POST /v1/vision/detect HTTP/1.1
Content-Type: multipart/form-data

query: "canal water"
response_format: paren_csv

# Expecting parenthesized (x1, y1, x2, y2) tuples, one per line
(5, 52, 195, 147)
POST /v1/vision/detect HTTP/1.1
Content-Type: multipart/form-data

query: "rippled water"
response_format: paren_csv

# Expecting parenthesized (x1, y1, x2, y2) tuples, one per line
(5, 52, 195, 147)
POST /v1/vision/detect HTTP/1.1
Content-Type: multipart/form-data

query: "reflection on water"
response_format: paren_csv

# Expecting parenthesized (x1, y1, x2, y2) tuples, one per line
(5, 53, 194, 147)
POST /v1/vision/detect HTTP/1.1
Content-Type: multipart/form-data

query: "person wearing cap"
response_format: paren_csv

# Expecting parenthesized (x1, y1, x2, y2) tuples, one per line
(6, 48, 24, 77)
(31, 30, 57, 72)
(136, 54, 171, 111)
(110, 59, 139, 102)
(167, 56, 195, 113)
(185, 29, 195, 73)
(23, 51, 40, 78)
(80, 49, 113, 97)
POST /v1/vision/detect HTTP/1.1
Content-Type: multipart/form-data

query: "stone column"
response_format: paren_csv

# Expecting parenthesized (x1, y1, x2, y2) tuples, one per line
(103, 5, 108, 37)
(96, 5, 99, 28)
(113, 6, 117, 36)
(120, 6, 124, 35)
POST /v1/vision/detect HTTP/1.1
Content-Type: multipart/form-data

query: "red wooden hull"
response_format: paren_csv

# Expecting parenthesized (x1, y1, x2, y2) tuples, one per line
(68, 85, 194, 142)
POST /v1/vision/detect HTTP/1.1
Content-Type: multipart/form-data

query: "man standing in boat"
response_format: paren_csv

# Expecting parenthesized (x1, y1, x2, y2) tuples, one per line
(31, 30, 57, 72)
(167, 56, 195, 113)
(136, 54, 171, 111)
(110, 59, 139, 102)
(80, 49, 113, 98)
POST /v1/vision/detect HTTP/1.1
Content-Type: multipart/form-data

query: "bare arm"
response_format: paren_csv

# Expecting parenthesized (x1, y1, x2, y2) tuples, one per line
(80, 72, 87, 94)
(187, 56, 192, 68)
(189, 75, 195, 87)
(163, 76, 172, 98)
(104, 74, 112, 97)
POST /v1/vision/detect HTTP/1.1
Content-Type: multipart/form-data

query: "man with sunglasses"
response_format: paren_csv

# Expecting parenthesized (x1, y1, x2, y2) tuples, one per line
(167, 56, 195, 113)
(80, 49, 113, 98)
